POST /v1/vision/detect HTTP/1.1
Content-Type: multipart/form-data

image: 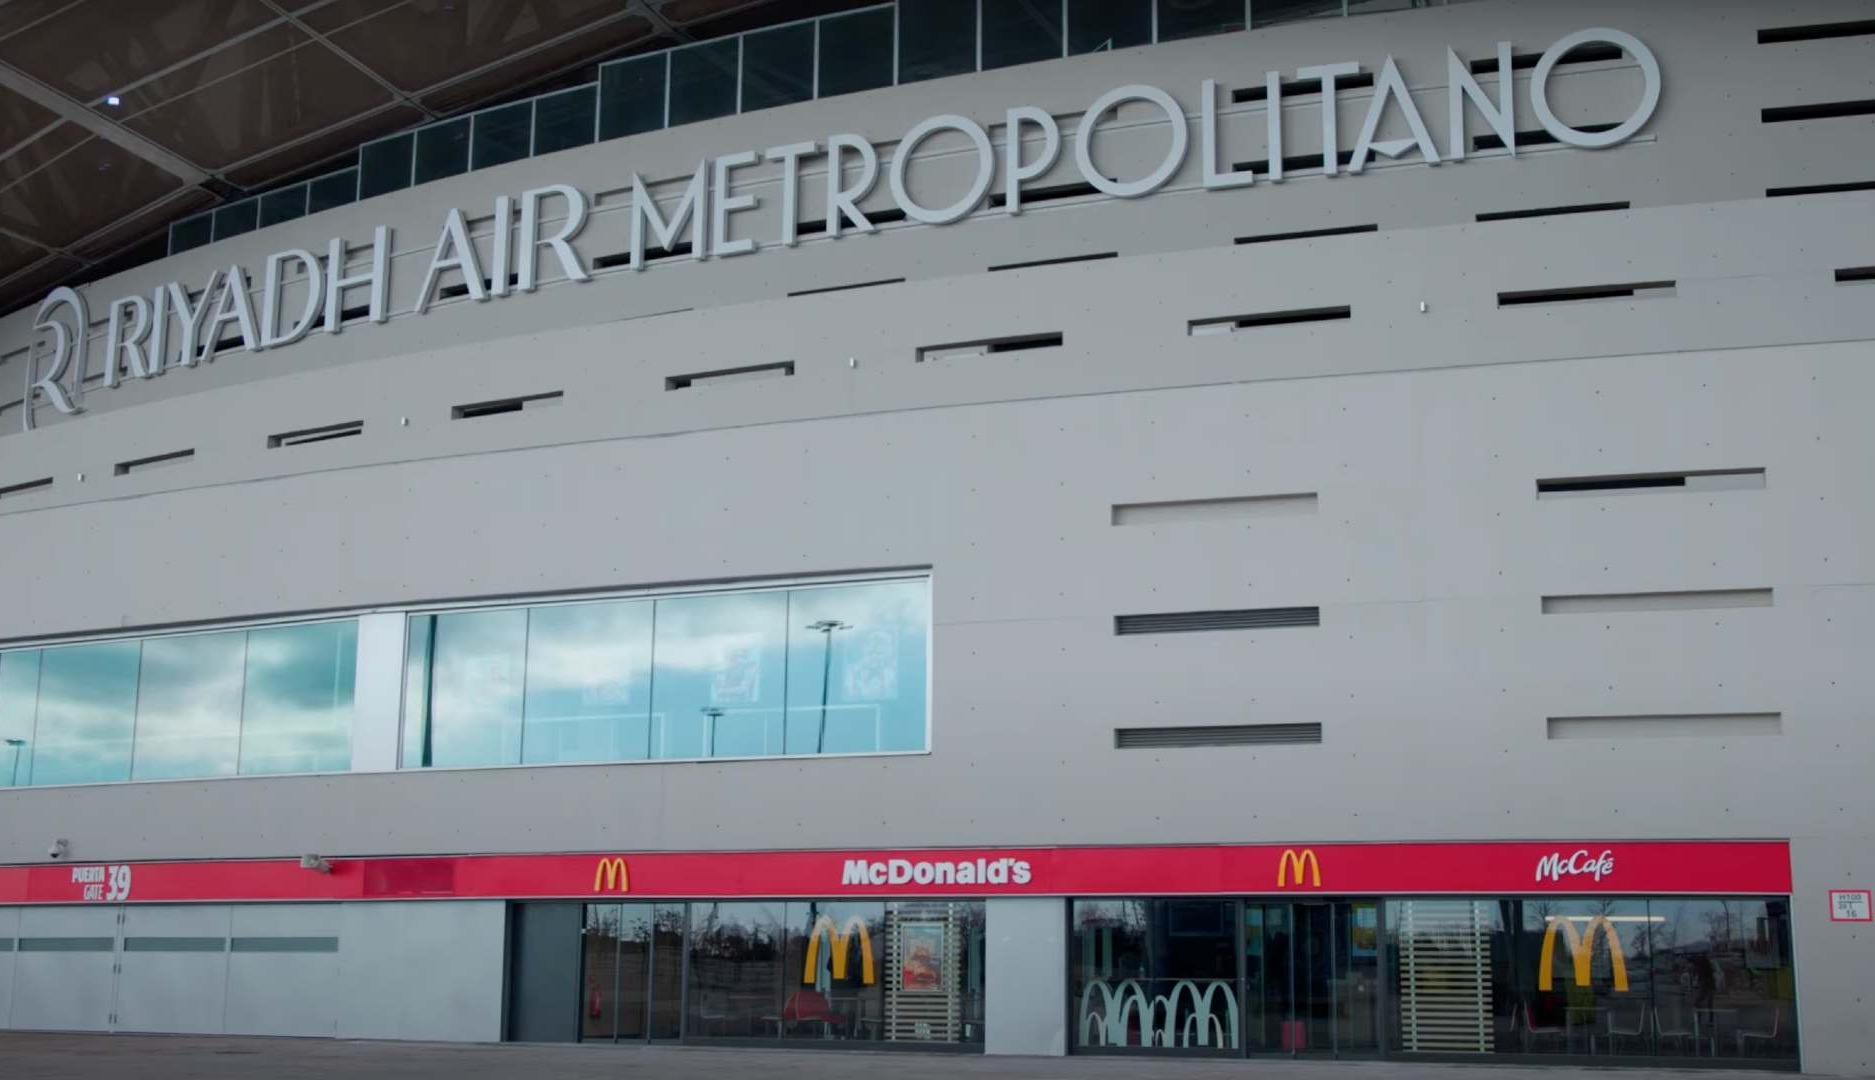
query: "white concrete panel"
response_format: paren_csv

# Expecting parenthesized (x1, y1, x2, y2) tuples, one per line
(335, 901, 505, 1042)
(984, 897, 1066, 1056)
(352, 613, 408, 772)
(225, 905, 341, 1038)
(0, 906, 17, 1028)
(10, 906, 117, 1032)
(115, 905, 229, 1034)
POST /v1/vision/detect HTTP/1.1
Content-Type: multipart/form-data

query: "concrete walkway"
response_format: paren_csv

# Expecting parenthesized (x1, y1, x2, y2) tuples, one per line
(0, 1033, 1829, 1080)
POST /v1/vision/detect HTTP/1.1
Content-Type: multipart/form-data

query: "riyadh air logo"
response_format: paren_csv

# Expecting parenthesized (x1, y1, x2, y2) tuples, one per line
(841, 857, 1031, 887)
(1535, 849, 1616, 884)
(591, 857, 630, 893)
(1276, 849, 1321, 888)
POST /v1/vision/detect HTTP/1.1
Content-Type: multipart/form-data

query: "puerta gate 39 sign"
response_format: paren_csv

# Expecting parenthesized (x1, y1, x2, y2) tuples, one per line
(22, 27, 1661, 431)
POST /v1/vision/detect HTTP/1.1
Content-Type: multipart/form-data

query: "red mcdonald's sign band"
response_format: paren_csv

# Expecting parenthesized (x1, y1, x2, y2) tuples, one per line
(0, 840, 1790, 905)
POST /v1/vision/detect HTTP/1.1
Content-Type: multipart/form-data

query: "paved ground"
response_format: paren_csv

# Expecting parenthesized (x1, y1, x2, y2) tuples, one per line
(0, 1033, 1827, 1080)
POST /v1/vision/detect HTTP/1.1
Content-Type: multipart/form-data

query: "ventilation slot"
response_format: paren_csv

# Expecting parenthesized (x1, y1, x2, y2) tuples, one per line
(1498, 281, 1674, 307)
(1112, 493, 1317, 526)
(1467, 42, 1624, 74)
(1189, 306, 1350, 336)
(788, 277, 905, 298)
(917, 333, 1062, 363)
(1115, 607, 1319, 634)
(1547, 713, 1781, 740)
(338, 302, 371, 324)
(988, 251, 1118, 272)
(113, 449, 194, 476)
(1473, 123, 1620, 151)
(666, 361, 794, 390)
(1536, 468, 1764, 498)
(1766, 180, 1875, 198)
(1758, 19, 1875, 43)
(451, 391, 562, 419)
(1116, 723, 1321, 749)
(439, 273, 519, 300)
(1762, 100, 1875, 124)
(268, 420, 364, 448)
(1541, 588, 1773, 615)
(985, 179, 1105, 209)
(0, 476, 52, 499)
(1233, 150, 1356, 175)
(795, 206, 911, 237)
(1835, 266, 1875, 283)
(1475, 201, 1630, 223)
(1235, 223, 1377, 245)
(1231, 72, 1374, 103)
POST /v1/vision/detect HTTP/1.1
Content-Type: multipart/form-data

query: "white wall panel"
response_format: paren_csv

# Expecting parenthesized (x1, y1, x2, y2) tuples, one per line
(9, 907, 117, 1032)
(335, 901, 505, 1042)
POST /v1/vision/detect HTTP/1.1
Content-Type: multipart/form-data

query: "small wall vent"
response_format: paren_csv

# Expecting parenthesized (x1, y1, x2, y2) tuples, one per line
(0, 476, 52, 499)
(1541, 589, 1773, 614)
(113, 449, 195, 476)
(1115, 607, 1319, 634)
(1189, 306, 1350, 336)
(1766, 180, 1875, 198)
(1474, 123, 1619, 151)
(1475, 201, 1629, 223)
(1762, 99, 1875, 124)
(988, 251, 1117, 273)
(1498, 281, 1674, 307)
(451, 391, 562, 419)
(1835, 266, 1875, 284)
(1232, 72, 1374, 103)
(1758, 19, 1875, 43)
(1548, 713, 1781, 740)
(1536, 468, 1764, 498)
(1467, 42, 1625, 74)
(788, 277, 905, 298)
(1112, 493, 1317, 526)
(917, 333, 1062, 362)
(1116, 723, 1321, 749)
(1235, 224, 1377, 245)
(666, 361, 794, 390)
(269, 421, 364, 448)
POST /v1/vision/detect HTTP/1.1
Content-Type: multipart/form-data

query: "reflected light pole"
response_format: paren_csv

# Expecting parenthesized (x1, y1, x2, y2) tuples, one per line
(700, 707, 724, 758)
(4, 738, 23, 787)
(807, 620, 850, 753)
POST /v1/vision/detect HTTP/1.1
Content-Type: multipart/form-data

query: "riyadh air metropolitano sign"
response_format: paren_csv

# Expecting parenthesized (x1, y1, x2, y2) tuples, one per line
(19, 27, 1661, 432)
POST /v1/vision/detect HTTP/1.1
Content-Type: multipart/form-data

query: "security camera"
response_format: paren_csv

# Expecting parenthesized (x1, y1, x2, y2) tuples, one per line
(299, 854, 331, 874)
(47, 839, 68, 860)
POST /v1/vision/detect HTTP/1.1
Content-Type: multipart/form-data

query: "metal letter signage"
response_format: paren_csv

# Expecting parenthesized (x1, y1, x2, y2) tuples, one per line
(1276, 848, 1322, 888)
(20, 28, 1662, 431)
(591, 856, 630, 893)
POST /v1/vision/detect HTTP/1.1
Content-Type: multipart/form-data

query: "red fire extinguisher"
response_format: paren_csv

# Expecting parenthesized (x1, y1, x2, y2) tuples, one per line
(587, 978, 602, 1019)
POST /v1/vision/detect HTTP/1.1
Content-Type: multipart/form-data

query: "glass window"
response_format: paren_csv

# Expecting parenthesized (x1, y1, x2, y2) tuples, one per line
(1069, 0, 1150, 53)
(211, 199, 258, 242)
(402, 615, 434, 768)
(471, 101, 532, 170)
(898, 0, 976, 83)
(782, 901, 885, 1040)
(1157, 0, 1246, 41)
(669, 39, 740, 126)
(238, 621, 356, 776)
(983, 0, 1062, 70)
(169, 213, 212, 254)
(424, 608, 527, 767)
(688, 901, 786, 1036)
(521, 601, 652, 765)
(306, 169, 358, 214)
(28, 642, 141, 786)
(257, 185, 308, 228)
(1254, 0, 1343, 25)
(649, 591, 787, 760)
(129, 631, 245, 781)
(1071, 898, 1239, 1051)
(1386, 896, 1797, 1064)
(740, 22, 813, 113)
(533, 85, 596, 156)
(784, 581, 928, 755)
(414, 116, 470, 184)
(358, 133, 414, 199)
(0, 650, 40, 788)
(599, 53, 668, 140)
(817, 8, 895, 97)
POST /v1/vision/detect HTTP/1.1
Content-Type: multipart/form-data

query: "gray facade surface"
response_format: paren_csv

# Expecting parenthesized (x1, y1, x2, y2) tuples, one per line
(0, 0, 1868, 1072)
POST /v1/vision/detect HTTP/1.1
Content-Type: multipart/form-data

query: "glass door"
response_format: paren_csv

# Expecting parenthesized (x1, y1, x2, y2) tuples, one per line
(582, 902, 685, 1041)
(1243, 899, 1380, 1057)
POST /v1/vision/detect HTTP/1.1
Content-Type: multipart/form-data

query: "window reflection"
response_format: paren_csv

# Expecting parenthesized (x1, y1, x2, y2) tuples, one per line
(28, 642, 141, 786)
(406, 579, 931, 768)
(522, 601, 651, 764)
(239, 621, 356, 776)
(130, 631, 245, 781)
(0, 650, 41, 788)
(650, 591, 788, 759)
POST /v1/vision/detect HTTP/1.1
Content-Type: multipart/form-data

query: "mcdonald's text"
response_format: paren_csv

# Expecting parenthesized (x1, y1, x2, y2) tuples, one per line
(841, 857, 1032, 888)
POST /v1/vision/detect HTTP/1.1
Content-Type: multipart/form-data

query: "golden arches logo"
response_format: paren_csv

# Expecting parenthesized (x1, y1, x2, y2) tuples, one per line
(1276, 849, 1321, 888)
(591, 857, 630, 893)
(1538, 915, 1629, 992)
(802, 915, 876, 986)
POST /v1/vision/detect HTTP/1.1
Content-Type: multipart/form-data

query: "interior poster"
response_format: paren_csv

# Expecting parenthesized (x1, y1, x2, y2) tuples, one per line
(900, 922, 945, 992)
